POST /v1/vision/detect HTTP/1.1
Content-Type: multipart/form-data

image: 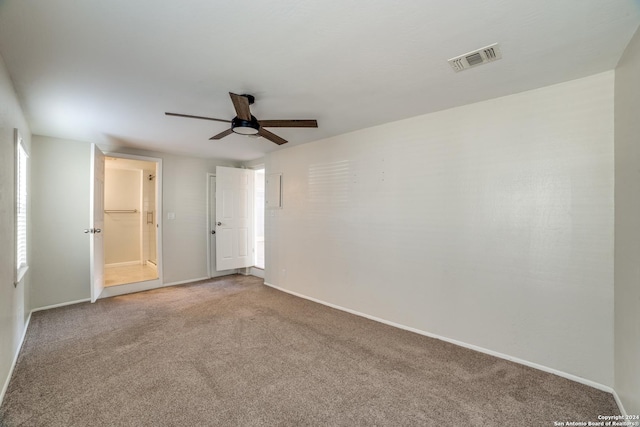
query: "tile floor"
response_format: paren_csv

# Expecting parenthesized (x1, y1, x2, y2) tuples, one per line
(105, 263, 158, 287)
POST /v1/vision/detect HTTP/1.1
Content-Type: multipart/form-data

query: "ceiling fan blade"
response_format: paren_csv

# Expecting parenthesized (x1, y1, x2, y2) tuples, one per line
(209, 128, 234, 140)
(258, 119, 318, 128)
(229, 92, 252, 121)
(258, 128, 288, 145)
(165, 112, 230, 123)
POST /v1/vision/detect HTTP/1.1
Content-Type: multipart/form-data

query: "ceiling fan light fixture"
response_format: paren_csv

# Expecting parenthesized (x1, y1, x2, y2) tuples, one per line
(166, 92, 317, 145)
(231, 116, 260, 135)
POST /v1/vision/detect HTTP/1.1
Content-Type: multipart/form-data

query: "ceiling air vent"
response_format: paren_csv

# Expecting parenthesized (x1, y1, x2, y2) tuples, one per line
(448, 43, 502, 72)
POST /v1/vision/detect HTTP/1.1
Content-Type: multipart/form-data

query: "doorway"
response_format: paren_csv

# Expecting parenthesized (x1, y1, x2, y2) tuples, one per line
(207, 168, 265, 277)
(103, 155, 162, 287)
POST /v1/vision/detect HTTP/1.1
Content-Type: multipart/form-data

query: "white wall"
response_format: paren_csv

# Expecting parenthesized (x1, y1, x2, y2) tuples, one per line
(146, 150, 239, 283)
(0, 53, 31, 401)
(104, 167, 141, 265)
(29, 142, 239, 309)
(614, 25, 640, 415)
(265, 72, 615, 386)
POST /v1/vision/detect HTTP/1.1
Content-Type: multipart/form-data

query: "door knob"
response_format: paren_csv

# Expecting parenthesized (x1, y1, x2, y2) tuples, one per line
(211, 230, 216, 235)
(217, 222, 222, 226)
(94, 229, 102, 234)
(84, 229, 92, 234)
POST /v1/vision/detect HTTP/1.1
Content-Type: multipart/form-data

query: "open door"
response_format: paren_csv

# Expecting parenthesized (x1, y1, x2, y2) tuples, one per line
(89, 144, 105, 302)
(216, 166, 255, 271)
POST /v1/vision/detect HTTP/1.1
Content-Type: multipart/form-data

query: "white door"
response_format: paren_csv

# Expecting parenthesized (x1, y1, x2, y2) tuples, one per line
(208, 175, 236, 277)
(89, 144, 105, 302)
(216, 166, 255, 271)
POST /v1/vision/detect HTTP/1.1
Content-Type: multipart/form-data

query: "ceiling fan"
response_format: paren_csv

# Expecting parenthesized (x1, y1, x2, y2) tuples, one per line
(165, 92, 318, 145)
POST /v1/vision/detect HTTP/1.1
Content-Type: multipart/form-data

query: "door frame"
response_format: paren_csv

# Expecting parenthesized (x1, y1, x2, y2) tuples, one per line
(206, 169, 266, 278)
(100, 152, 164, 297)
(206, 173, 215, 277)
(89, 144, 105, 302)
(251, 165, 265, 278)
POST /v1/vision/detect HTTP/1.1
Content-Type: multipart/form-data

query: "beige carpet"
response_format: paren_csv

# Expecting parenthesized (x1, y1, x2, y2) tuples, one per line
(0, 275, 618, 426)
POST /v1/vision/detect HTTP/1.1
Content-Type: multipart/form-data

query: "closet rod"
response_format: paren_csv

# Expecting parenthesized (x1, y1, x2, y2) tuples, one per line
(104, 209, 138, 213)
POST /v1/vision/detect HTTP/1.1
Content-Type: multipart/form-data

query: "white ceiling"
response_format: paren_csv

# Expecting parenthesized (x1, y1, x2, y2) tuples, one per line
(0, 1, 638, 161)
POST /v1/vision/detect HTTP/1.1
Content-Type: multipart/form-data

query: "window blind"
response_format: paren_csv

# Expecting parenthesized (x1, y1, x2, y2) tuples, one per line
(16, 137, 28, 282)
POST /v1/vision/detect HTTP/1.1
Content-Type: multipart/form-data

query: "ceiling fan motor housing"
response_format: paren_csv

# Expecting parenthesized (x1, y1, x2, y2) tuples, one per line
(241, 94, 255, 105)
(231, 115, 260, 135)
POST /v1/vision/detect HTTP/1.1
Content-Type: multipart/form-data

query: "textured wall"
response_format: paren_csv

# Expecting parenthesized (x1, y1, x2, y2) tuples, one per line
(0, 53, 31, 401)
(265, 72, 615, 386)
(614, 25, 640, 415)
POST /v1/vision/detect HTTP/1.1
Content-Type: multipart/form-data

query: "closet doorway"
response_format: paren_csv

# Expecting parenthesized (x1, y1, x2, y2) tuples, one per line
(103, 154, 162, 287)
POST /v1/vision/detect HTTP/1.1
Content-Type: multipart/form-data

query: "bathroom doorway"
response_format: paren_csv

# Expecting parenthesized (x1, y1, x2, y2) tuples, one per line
(103, 154, 162, 287)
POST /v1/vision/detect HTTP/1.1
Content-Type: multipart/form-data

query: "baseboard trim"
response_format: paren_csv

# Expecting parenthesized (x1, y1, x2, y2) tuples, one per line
(32, 298, 91, 313)
(612, 389, 627, 416)
(0, 310, 32, 407)
(263, 282, 615, 396)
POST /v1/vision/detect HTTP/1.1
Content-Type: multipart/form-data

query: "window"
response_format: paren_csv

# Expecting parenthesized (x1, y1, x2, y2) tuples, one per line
(15, 129, 28, 285)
